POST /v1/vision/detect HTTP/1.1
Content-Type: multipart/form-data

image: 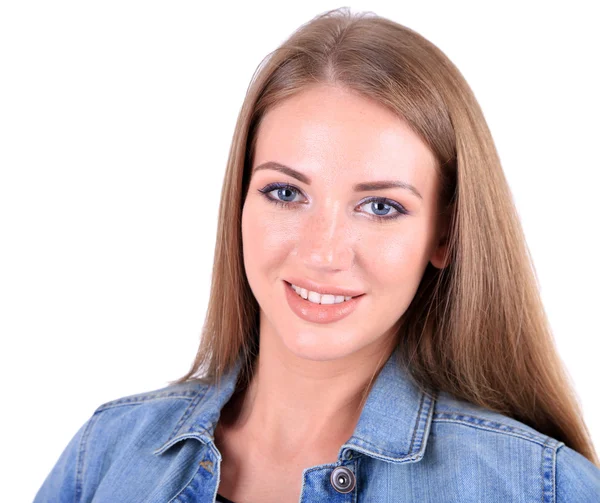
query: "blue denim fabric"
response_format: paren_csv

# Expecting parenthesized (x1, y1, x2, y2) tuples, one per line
(35, 347, 600, 502)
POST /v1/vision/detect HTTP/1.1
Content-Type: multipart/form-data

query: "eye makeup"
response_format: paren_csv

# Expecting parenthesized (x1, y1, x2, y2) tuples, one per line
(257, 182, 409, 222)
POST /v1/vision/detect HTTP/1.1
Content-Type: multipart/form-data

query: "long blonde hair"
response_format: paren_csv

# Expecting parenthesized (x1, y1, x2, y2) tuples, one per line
(174, 7, 599, 466)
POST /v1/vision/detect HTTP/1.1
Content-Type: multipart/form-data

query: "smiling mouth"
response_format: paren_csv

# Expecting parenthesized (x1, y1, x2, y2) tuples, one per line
(284, 280, 364, 305)
(283, 279, 365, 324)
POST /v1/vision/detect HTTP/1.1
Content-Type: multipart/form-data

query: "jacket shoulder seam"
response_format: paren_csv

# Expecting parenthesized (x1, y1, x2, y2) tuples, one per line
(95, 389, 203, 412)
(541, 436, 559, 503)
(75, 412, 101, 503)
(433, 411, 553, 446)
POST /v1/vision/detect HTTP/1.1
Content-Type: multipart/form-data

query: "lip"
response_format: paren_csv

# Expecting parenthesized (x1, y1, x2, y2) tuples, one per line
(283, 277, 365, 298)
(283, 280, 364, 324)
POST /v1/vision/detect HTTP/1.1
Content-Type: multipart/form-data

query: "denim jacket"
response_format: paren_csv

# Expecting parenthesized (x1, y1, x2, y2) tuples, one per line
(35, 347, 600, 502)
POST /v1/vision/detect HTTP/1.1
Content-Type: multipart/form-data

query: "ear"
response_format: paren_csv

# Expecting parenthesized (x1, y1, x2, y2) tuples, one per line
(430, 239, 450, 269)
(429, 209, 452, 269)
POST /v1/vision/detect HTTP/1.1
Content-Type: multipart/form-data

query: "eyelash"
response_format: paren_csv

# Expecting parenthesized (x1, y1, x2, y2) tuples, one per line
(257, 183, 409, 222)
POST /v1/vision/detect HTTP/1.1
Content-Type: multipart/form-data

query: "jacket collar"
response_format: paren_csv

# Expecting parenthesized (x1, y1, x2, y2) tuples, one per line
(154, 346, 436, 464)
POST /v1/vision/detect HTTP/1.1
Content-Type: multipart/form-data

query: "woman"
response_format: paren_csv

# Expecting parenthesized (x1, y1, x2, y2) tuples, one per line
(35, 7, 600, 502)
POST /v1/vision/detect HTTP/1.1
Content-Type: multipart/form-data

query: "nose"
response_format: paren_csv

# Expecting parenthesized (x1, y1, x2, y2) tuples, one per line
(298, 200, 355, 272)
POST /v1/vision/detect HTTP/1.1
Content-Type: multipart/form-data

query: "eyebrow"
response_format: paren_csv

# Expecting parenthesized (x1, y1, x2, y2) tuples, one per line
(253, 161, 423, 200)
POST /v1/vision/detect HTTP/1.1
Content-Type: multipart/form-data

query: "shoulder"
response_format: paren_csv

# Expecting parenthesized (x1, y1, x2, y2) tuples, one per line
(94, 379, 209, 413)
(86, 379, 210, 431)
(430, 391, 600, 500)
(84, 379, 214, 456)
(34, 380, 216, 502)
(555, 443, 600, 501)
(87, 379, 211, 442)
(433, 391, 553, 445)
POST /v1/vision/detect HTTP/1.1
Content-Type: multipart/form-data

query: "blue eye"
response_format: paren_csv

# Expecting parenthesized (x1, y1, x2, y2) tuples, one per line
(257, 183, 408, 222)
(364, 200, 396, 217)
(270, 185, 300, 203)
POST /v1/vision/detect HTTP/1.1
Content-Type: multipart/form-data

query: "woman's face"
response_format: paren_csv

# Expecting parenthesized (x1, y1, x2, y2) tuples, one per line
(241, 84, 447, 362)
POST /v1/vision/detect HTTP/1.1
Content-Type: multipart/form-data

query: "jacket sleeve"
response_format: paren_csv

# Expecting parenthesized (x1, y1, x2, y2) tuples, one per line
(33, 418, 91, 503)
(555, 444, 600, 502)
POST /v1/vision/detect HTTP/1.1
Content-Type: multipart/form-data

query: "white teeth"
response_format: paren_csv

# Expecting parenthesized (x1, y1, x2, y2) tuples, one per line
(307, 290, 322, 303)
(320, 294, 337, 305)
(290, 283, 353, 304)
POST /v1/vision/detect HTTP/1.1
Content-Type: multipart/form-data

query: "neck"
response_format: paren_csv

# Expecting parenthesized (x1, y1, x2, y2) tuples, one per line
(219, 326, 396, 463)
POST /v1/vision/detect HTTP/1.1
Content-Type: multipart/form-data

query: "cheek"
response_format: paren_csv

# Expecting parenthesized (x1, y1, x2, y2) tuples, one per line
(365, 229, 432, 293)
(241, 199, 294, 276)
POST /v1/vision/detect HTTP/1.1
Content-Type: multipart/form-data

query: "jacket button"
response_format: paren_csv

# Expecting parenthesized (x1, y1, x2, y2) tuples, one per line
(330, 466, 356, 494)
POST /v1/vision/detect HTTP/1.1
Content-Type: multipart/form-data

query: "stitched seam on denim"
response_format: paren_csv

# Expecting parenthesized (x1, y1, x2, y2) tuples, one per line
(409, 391, 436, 454)
(345, 439, 422, 462)
(351, 392, 433, 458)
(96, 390, 199, 411)
(74, 412, 100, 503)
(408, 391, 426, 454)
(552, 443, 566, 503)
(541, 437, 547, 503)
(541, 438, 558, 503)
(350, 436, 399, 454)
(433, 417, 550, 446)
(433, 411, 547, 443)
(96, 396, 195, 414)
(165, 388, 209, 443)
(352, 444, 422, 463)
(188, 424, 213, 438)
(349, 391, 435, 458)
(421, 391, 437, 449)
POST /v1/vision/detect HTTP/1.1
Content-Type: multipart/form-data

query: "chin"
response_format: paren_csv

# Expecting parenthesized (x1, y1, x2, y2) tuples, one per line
(280, 328, 363, 362)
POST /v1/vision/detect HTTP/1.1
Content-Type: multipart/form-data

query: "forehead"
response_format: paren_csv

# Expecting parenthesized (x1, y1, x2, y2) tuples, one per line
(253, 84, 437, 181)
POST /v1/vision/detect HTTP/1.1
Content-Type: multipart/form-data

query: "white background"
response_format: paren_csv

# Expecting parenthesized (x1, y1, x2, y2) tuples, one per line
(1, 1, 598, 501)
